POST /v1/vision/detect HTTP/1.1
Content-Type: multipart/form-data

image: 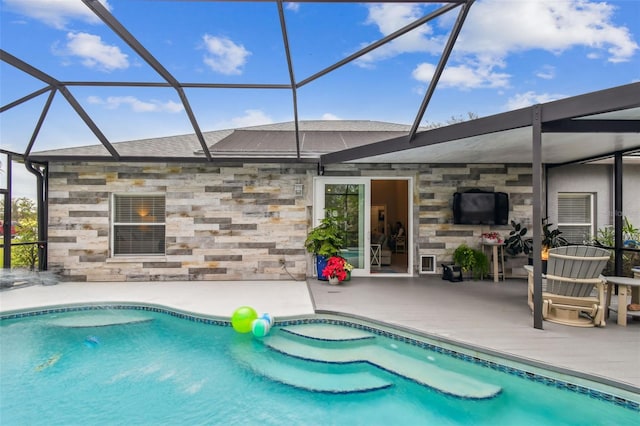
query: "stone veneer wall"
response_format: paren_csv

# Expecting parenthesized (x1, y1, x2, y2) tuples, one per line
(322, 163, 534, 276)
(48, 162, 315, 282)
(47, 161, 533, 281)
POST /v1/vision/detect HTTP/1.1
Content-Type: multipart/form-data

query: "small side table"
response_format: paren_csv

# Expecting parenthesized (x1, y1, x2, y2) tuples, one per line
(482, 242, 505, 283)
(370, 244, 381, 268)
(604, 276, 640, 326)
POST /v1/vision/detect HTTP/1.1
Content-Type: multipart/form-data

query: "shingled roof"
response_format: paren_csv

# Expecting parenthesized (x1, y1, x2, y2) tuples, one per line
(31, 120, 411, 162)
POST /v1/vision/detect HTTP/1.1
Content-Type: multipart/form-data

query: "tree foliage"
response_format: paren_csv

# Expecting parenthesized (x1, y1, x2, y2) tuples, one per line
(0, 197, 39, 269)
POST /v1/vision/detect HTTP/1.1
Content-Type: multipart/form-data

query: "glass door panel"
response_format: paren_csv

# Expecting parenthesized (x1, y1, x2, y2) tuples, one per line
(314, 178, 370, 275)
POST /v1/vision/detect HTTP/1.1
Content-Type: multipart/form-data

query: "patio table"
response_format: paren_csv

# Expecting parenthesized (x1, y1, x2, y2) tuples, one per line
(604, 276, 640, 326)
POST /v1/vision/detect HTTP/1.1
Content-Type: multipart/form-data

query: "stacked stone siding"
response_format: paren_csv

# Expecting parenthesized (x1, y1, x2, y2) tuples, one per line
(416, 164, 533, 277)
(47, 161, 533, 281)
(48, 162, 313, 282)
(323, 163, 533, 276)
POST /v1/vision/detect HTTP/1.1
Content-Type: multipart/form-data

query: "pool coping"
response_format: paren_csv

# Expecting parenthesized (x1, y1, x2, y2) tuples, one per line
(2, 301, 639, 412)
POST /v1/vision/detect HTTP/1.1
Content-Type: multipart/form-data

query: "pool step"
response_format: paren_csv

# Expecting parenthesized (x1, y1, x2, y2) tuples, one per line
(266, 326, 501, 400)
(280, 323, 376, 342)
(46, 312, 153, 328)
(231, 343, 392, 394)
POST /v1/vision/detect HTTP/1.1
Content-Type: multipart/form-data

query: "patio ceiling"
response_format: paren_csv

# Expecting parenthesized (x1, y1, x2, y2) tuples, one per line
(325, 83, 640, 165)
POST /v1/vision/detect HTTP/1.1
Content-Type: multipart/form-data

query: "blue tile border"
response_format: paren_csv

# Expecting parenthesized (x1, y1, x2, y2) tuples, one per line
(2, 305, 638, 412)
(1, 304, 231, 327)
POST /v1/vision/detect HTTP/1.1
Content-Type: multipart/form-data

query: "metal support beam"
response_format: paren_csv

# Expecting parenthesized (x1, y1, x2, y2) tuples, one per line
(297, 2, 460, 88)
(82, 0, 212, 160)
(542, 119, 640, 133)
(58, 87, 121, 160)
(1, 86, 52, 113)
(277, 0, 301, 159)
(1, 49, 121, 160)
(614, 152, 623, 276)
(409, 0, 474, 141)
(1, 156, 11, 268)
(24, 88, 57, 157)
(532, 105, 543, 329)
(25, 161, 48, 271)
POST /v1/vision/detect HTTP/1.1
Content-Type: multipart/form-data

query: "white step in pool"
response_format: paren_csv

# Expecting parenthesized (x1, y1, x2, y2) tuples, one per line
(45, 312, 153, 328)
(281, 323, 376, 341)
(267, 324, 501, 399)
(231, 342, 392, 393)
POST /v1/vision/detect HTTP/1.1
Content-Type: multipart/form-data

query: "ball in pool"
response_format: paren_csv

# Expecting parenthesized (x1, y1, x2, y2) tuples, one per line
(231, 306, 258, 333)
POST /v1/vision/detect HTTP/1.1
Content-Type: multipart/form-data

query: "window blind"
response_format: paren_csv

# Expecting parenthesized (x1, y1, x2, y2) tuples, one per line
(113, 195, 166, 255)
(557, 193, 594, 244)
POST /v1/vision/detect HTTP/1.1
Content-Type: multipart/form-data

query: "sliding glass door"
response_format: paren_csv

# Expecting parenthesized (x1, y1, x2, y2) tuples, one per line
(313, 176, 412, 277)
(314, 178, 371, 276)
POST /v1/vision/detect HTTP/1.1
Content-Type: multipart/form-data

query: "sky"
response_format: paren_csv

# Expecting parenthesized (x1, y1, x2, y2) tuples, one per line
(1, 0, 639, 200)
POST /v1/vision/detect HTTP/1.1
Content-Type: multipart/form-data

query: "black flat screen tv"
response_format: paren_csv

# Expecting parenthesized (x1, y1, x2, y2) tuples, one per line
(453, 190, 509, 225)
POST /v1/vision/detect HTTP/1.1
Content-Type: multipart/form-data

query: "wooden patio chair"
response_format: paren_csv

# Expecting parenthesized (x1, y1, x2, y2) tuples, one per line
(526, 245, 610, 327)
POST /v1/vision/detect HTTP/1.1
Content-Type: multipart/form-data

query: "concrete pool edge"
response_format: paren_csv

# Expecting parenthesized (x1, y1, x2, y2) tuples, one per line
(2, 301, 639, 411)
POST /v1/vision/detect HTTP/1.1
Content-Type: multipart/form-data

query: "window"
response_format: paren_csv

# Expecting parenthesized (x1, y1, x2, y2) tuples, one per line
(557, 193, 595, 244)
(112, 194, 166, 255)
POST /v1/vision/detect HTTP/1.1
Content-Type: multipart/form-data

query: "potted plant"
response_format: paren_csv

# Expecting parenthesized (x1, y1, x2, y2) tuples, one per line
(481, 231, 503, 244)
(504, 221, 533, 257)
(541, 218, 568, 260)
(304, 209, 345, 280)
(453, 244, 489, 280)
(322, 256, 350, 284)
(505, 218, 568, 273)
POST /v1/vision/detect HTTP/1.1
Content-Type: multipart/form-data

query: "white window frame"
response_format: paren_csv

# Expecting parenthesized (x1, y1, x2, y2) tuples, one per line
(557, 192, 595, 244)
(111, 193, 166, 257)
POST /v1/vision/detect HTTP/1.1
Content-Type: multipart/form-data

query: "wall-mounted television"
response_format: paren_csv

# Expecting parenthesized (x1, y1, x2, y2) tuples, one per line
(453, 190, 509, 225)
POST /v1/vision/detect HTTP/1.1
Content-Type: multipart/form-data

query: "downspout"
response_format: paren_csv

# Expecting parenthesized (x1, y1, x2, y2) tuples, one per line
(25, 161, 48, 271)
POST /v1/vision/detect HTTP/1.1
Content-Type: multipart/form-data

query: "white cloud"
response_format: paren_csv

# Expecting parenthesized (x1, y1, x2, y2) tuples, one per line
(535, 65, 555, 80)
(356, 3, 441, 68)
(202, 34, 251, 75)
(87, 96, 184, 113)
(505, 91, 564, 110)
(286, 2, 300, 12)
(4, 0, 111, 30)
(412, 62, 510, 89)
(357, 1, 637, 89)
(231, 110, 273, 127)
(459, 0, 638, 63)
(63, 32, 128, 71)
(321, 113, 341, 120)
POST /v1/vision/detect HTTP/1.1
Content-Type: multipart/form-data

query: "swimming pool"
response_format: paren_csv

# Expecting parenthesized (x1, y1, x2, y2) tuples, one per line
(1, 305, 638, 425)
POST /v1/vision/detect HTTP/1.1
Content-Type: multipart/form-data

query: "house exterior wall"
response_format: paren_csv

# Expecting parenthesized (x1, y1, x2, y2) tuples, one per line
(47, 161, 533, 281)
(48, 162, 314, 282)
(547, 162, 640, 236)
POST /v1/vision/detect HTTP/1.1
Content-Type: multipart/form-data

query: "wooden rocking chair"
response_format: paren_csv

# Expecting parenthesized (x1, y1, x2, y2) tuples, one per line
(526, 245, 610, 327)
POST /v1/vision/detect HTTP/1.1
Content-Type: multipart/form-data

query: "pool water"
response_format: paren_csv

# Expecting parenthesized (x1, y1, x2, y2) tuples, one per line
(1, 308, 637, 425)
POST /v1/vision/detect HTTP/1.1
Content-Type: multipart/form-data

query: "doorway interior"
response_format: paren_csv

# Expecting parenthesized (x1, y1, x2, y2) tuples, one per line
(371, 179, 409, 274)
(314, 177, 411, 277)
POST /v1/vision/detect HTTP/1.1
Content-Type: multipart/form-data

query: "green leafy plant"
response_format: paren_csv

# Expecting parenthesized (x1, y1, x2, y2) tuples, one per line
(593, 216, 640, 248)
(591, 216, 640, 276)
(304, 209, 345, 258)
(453, 244, 489, 280)
(541, 218, 568, 249)
(504, 221, 532, 256)
(505, 217, 567, 257)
